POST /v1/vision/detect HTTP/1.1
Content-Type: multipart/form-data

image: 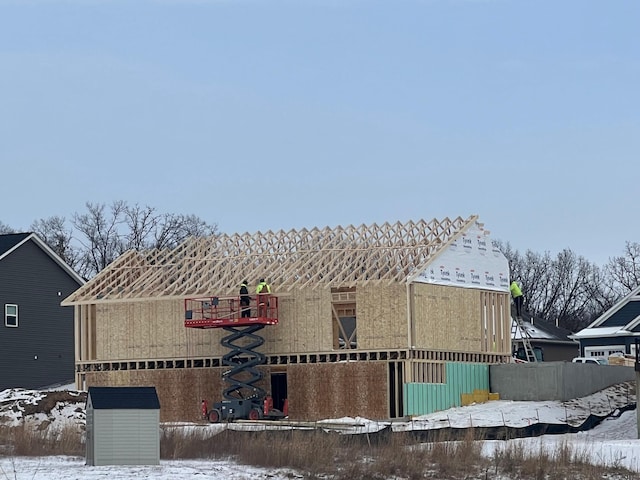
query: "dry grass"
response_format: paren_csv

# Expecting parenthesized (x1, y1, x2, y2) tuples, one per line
(0, 423, 638, 479)
(489, 437, 639, 480)
(0, 423, 84, 457)
(161, 428, 339, 474)
(160, 425, 640, 479)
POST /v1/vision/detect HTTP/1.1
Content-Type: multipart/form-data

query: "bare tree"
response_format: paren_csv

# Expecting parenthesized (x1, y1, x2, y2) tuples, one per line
(545, 249, 601, 331)
(582, 265, 619, 322)
(152, 213, 216, 250)
(72, 201, 128, 276)
(30, 216, 82, 273)
(69, 201, 217, 277)
(497, 241, 609, 332)
(123, 204, 217, 251)
(497, 241, 555, 319)
(123, 204, 158, 251)
(0, 221, 14, 234)
(605, 241, 640, 293)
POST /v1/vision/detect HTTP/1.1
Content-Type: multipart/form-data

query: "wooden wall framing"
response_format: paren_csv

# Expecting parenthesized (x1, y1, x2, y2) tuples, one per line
(66, 215, 515, 420)
(73, 281, 511, 418)
(411, 283, 510, 355)
(75, 284, 510, 363)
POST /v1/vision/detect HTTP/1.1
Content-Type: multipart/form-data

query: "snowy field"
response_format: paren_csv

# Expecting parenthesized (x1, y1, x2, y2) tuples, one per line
(0, 383, 637, 479)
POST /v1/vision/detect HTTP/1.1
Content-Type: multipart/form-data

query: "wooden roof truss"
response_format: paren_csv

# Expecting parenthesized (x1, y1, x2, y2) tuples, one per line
(63, 215, 479, 305)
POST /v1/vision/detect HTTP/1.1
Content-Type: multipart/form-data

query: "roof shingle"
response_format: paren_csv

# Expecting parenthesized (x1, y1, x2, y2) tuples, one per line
(87, 386, 160, 409)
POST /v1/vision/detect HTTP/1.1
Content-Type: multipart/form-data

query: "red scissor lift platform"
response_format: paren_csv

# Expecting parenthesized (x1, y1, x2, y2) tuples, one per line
(184, 294, 286, 422)
(184, 293, 278, 328)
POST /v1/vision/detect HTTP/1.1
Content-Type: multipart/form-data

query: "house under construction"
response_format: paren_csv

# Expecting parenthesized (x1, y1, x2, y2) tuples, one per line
(62, 215, 513, 422)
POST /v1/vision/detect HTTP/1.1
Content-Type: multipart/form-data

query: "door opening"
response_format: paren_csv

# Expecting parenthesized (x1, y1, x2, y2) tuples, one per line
(270, 372, 288, 412)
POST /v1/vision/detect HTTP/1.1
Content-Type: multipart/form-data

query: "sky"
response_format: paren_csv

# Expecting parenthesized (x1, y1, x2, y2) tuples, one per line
(1, 0, 638, 267)
(0, 382, 638, 479)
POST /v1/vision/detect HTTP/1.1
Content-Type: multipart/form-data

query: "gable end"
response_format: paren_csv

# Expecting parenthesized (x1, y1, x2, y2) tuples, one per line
(600, 301, 640, 328)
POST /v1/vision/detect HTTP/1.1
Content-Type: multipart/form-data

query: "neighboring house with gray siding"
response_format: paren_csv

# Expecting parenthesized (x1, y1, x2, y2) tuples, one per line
(0, 232, 84, 389)
(513, 311, 578, 362)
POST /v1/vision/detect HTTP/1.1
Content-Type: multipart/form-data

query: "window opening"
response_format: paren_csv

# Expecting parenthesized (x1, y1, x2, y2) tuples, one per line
(331, 287, 356, 349)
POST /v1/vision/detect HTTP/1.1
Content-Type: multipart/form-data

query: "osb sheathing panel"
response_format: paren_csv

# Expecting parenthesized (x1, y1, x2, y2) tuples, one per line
(287, 362, 388, 421)
(412, 283, 482, 351)
(94, 300, 226, 360)
(97, 300, 186, 359)
(271, 289, 333, 353)
(89, 284, 455, 361)
(188, 288, 334, 355)
(93, 289, 335, 360)
(357, 283, 408, 350)
(86, 367, 273, 423)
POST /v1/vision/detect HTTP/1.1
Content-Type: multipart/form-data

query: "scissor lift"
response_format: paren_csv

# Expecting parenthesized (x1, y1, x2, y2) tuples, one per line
(184, 293, 287, 422)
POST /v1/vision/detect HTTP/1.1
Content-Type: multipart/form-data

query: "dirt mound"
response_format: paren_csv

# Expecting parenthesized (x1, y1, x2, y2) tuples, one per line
(0, 389, 87, 428)
(21, 391, 86, 417)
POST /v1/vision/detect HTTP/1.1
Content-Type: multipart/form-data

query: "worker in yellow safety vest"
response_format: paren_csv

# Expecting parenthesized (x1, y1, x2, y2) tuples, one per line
(256, 279, 271, 316)
(256, 279, 271, 295)
(510, 280, 523, 318)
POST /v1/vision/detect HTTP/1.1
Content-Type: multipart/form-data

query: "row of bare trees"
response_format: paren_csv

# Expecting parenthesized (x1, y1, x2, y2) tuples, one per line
(499, 240, 640, 332)
(1, 201, 217, 279)
(2, 205, 640, 332)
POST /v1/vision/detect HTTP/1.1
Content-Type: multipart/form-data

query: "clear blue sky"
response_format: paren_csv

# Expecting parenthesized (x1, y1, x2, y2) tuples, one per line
(1, 0, 638, 266)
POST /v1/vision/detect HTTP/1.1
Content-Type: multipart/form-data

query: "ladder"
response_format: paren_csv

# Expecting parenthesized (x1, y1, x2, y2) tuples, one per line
(512, 316, 537, 362)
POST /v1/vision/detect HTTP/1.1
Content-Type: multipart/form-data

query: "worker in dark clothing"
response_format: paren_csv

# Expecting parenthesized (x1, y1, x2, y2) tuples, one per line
(510, 280, 524, 318)
(256, 278, 271, 317)
(240, 280, 251, 318)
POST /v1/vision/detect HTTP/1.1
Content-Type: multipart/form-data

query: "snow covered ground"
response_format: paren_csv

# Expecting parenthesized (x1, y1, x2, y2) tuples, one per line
(0, 383, 637, 479)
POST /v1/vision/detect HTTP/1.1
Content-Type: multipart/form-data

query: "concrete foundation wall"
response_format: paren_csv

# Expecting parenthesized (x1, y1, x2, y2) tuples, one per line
(490, 362, 635, 401)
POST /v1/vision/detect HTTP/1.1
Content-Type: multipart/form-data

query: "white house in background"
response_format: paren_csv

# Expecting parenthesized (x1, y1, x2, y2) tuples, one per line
(570, 285, 640, 359)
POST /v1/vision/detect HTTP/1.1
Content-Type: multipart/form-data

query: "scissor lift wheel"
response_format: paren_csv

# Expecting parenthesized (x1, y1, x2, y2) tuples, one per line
(208, 409, 221, 423)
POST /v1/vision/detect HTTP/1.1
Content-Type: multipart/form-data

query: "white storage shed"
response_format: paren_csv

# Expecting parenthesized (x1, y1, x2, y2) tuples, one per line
(85, 386, 161, 466)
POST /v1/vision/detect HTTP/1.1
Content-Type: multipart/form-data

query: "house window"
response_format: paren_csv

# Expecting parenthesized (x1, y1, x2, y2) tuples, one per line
(5, 304, 18, 327)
